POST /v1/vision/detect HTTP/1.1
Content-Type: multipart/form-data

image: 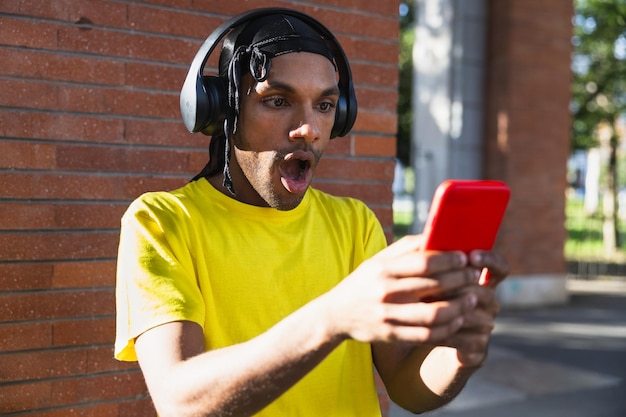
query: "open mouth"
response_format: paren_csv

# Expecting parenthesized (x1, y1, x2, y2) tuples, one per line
(279, 151, 314, 194)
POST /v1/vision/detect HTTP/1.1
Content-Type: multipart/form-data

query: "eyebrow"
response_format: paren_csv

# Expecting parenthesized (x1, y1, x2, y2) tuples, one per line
(261, 80, 340, 98)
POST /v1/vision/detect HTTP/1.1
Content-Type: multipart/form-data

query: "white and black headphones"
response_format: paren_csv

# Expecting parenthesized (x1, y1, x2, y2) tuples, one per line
(179, 7, 358, 139)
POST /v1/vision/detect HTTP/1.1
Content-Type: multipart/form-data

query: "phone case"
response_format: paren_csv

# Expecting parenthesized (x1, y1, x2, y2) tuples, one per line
(421, 180, 510, 254)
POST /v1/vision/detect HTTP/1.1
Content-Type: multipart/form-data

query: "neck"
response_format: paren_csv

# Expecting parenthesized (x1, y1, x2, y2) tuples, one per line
(207, 169, 270, 208)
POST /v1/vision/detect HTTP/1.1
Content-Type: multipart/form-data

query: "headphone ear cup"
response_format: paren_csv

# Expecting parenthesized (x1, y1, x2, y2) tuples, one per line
(331, 95, 347, 139)
(198, 76, 228, 135)
(331, 84, 357, 138)
(180, 73, 227, 134)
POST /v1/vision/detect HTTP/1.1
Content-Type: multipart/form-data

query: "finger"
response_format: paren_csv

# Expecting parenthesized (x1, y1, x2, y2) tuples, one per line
(457, 285, 499, 314)
(469, 251, 509, 287)
(445, 332, 490, 367)
(384, 250, 468, 279)
(459, 308, 496, 332)
(447, 330, 491, 350)
(382, 298, 470, 326)
(381, 316, 465, 344)
(432, 267, 481, 292)
(374, 234, 423, 260)
(388, 268, 481, 302)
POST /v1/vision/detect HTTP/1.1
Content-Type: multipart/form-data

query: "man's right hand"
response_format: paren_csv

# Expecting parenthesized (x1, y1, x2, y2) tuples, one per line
(324, 234, 481, 345)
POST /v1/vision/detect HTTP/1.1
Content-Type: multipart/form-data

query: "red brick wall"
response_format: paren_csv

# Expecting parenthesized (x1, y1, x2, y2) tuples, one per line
(484, 0, 573, 276)
(0, 1, 399, 415)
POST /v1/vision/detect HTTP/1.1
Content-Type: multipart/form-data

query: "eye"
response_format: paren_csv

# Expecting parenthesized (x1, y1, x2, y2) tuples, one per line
(318, 101, 336, 113)
(263, 96, 288, 108)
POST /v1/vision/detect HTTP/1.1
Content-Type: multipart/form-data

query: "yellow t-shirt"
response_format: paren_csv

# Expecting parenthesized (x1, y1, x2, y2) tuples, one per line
(115, 178, 387, 416)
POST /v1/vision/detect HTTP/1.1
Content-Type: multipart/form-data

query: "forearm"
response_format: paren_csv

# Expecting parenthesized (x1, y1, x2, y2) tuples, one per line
(139, 296, 344, 417)
(374, 344, 479, 414)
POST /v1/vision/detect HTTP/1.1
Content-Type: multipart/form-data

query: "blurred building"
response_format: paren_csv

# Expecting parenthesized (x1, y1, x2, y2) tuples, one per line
(410, 0, 573, 307)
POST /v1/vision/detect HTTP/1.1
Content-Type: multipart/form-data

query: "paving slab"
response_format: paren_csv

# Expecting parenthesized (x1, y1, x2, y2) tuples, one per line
(389, 279, 626, 417)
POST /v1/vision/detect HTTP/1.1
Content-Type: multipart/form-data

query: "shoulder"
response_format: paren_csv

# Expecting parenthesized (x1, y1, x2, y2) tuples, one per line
(308, 188, 388, 259)
(308, 188, 377, 220)
(122, 181, 202, 228)
(307, 188, 384, 241)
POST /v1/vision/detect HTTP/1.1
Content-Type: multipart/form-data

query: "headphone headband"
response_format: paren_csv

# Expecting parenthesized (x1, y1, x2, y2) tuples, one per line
(180, 7, 357, 138)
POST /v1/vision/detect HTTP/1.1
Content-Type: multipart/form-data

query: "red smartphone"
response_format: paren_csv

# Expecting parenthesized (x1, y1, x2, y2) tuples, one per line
(422, 180, 510, 252)
(421, 180, 510, 283)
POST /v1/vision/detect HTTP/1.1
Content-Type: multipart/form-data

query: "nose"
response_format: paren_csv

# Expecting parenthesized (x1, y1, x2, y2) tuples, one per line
(289, 107, 321, 143)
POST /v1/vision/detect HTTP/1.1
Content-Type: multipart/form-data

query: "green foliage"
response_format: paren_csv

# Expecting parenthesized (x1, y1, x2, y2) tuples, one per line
(572, 0, 626, 150)
(397, 1, 415, 167)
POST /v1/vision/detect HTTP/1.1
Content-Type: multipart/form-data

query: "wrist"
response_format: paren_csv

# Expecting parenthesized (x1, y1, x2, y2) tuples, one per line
(305, 293, 349, 346)
(420, 346, 481, 403)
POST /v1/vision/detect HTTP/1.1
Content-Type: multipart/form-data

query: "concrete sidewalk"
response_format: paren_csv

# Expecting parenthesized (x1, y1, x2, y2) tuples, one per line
(390, 279, 626, 417)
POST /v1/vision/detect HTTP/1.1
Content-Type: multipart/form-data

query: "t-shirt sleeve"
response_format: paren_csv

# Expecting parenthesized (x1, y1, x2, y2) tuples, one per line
(345, 197, 388, 268)
(363, 207, 388, 259)
(114, 196, 205, 362)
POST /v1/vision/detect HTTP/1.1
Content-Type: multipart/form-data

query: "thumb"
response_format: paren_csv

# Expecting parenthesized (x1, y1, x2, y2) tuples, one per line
(373, 234, 424, 260)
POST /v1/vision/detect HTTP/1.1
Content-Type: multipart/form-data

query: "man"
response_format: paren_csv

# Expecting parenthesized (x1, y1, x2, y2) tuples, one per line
(115, 8, 508, 417)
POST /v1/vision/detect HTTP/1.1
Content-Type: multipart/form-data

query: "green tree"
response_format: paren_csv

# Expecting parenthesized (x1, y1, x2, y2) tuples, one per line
(397, 1, 415, 167)
(571, 0, 626, 253)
